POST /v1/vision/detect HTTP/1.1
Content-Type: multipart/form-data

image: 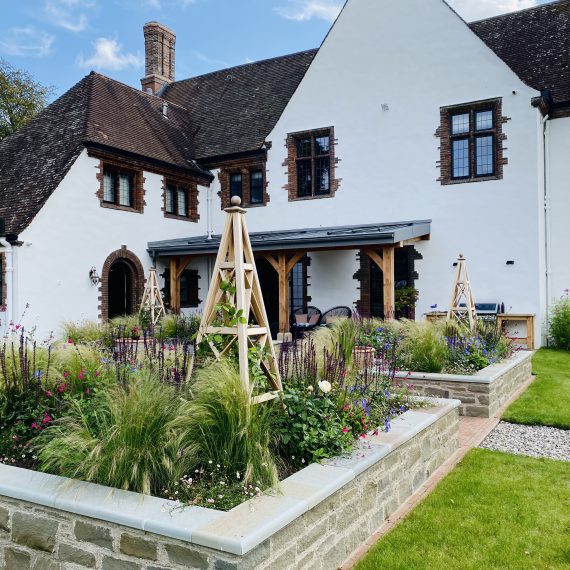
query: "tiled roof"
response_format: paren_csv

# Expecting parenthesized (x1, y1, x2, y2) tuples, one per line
(162, 49, 318, 160)
(0, 72, 210, 235)
(469, 0, 570, 103)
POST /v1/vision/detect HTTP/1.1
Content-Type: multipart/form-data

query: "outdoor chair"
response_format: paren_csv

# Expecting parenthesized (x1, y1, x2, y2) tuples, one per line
(291, 306, 322, 339)
(320, 306, 352, 325)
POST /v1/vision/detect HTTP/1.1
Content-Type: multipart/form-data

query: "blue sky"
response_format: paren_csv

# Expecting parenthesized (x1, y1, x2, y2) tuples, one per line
(1, 0, 552, 100)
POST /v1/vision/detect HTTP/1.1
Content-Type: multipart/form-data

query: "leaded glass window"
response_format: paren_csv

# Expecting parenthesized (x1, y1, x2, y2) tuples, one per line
(476, 135, 494, 176)
(165, 185, 175, 214)
(250, 170, 263, 204)
(295, 130, 332, 198)
(102, 166, 135, 208)
(230, 173, 243, 201)
(103, 171, 115, 202)
(118, 174, 132, 207)
(165, 182, 189, 217)
(452, 139, 470, 178)
(449, 105, 496, 180)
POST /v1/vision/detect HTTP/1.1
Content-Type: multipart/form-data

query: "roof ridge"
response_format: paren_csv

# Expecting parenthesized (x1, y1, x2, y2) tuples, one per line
(86, 71, 191, 113)
(170, 48, 319, 86)
(468, 0, 566, 25)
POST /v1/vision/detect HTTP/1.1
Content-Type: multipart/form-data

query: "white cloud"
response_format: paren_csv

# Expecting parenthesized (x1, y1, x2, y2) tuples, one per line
(143, 0, 161, 8)
(0, 27, 55, 57)
(77, 37, 143, 70)
(446, 0, 538, 21)
(44, 0, 95, 33)
(275, 0, 343, 22)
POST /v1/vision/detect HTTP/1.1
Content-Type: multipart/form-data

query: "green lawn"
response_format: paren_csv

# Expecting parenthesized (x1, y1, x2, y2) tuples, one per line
(502, 349, 570, 429)
(356, 449, 570, 570)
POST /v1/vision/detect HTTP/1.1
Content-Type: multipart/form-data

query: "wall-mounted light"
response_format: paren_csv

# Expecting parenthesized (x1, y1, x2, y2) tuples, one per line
(89, 267, 100, 285)
(506, 260, 515, 266)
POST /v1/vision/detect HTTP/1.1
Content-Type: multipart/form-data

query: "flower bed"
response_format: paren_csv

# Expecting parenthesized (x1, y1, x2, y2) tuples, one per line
(1, 314, 420, 512)
(397, 350, 533, 417)
(0, 397, 460, 570)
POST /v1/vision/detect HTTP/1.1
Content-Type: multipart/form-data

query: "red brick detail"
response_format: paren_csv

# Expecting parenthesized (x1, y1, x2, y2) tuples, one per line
(98, 247, 145, 322)
(354, 250, 372, 318)
(436, 98, 508, 185)
(215, 156, 269, 209)
(161, 176, 200, 222)
(283, 127, 340, 201)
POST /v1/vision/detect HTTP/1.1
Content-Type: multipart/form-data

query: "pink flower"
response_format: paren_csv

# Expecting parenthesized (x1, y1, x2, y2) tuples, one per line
(95, 371, 100, 377)
(67, 338, 73, 344)
(63, 372, 69, 378)
(45, 391, 52, 397)
(42, 414, 52, 425)
(85, 388, 91, 395)
(341, 427, 349, 433)
(31, 422, 37, 429)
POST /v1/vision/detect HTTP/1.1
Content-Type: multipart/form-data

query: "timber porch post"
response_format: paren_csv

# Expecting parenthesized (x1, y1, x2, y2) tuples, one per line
(263, 251, 305, 335)
(363, 245, 396, 319)
(169, 255, 192, 314)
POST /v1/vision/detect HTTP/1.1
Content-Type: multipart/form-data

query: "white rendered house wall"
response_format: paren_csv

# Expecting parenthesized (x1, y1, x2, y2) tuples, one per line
(14, 150, 211, 338)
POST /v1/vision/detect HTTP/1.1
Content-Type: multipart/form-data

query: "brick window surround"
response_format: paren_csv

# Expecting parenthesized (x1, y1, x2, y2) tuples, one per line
(283, 127, 340, 201)
(95, 159, 146, 213)
(436, 98, 508, 185)
(162, 177, 199, 222)
(98, 247, 145, 322)
(217, 157, 269, 209)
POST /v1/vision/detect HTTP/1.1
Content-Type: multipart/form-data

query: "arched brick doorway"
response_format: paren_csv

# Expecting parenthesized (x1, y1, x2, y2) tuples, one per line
(99, 247, 145, 322)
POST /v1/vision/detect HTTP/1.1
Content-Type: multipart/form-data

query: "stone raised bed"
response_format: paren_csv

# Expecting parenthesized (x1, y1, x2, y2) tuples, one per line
(0, 398, 459, 570)
(397, 350, 532, 418)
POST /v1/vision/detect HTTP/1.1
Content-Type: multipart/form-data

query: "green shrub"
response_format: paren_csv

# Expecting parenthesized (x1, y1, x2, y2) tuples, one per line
(37, 372, 185, 495)
(549, 298, 570, 349)
(156, 313, 200, 342)
(174, 360, 278, 489)
(398, 321, 449, 373)
(273, 379, 355, 468)
(62, 320, 112, 346)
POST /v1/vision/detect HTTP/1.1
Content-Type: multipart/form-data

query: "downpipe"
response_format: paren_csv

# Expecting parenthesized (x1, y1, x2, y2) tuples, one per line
(0, 237, 14, 330)
(542, 114, 551, 342)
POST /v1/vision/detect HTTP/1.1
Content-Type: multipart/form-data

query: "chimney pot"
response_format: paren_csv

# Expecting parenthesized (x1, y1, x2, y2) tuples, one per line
(141, 21, 176, 95)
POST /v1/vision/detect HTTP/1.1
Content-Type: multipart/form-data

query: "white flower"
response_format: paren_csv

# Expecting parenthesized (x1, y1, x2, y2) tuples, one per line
(318, 380, 332, 394)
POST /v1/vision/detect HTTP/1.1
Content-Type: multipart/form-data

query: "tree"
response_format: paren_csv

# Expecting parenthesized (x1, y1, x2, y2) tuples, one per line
(0, 59, 53, 141)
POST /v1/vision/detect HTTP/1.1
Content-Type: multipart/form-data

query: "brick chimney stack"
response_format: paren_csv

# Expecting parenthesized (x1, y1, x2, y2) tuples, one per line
(141, 21, 176, 95)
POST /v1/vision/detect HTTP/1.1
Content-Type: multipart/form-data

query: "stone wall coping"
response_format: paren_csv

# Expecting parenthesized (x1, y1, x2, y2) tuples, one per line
(0, 398, 459, 556)
(395, 350, 532, 384)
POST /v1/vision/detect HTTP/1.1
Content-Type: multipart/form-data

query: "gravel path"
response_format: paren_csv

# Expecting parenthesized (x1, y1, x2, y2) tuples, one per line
(479, 421, 570, 462)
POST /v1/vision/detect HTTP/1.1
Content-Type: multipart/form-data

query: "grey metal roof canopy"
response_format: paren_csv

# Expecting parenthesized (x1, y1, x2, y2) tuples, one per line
(148, 220, 431, 257)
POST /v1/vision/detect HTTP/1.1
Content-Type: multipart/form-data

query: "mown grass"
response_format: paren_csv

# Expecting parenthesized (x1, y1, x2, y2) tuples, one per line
(356, 449, 570, 570)
(503, 349, 570, 429)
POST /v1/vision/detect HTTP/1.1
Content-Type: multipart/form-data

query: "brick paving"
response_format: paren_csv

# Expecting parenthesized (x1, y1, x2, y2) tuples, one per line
(341, 373, 535, 569)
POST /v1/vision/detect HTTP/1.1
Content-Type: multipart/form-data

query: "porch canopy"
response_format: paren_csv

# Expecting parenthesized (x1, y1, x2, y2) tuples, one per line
(148, 220, 431, 334)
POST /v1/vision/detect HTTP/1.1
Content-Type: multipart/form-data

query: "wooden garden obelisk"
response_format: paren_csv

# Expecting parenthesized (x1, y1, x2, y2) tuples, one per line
(448, 254, 477, 331)
(139, 267, 166, 326)
(192, 196, 282, 403)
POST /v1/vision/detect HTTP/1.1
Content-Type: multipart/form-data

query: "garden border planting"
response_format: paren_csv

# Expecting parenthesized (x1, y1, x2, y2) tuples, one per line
(397, 350, 532, 417)
(0, 398, 459, 570)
